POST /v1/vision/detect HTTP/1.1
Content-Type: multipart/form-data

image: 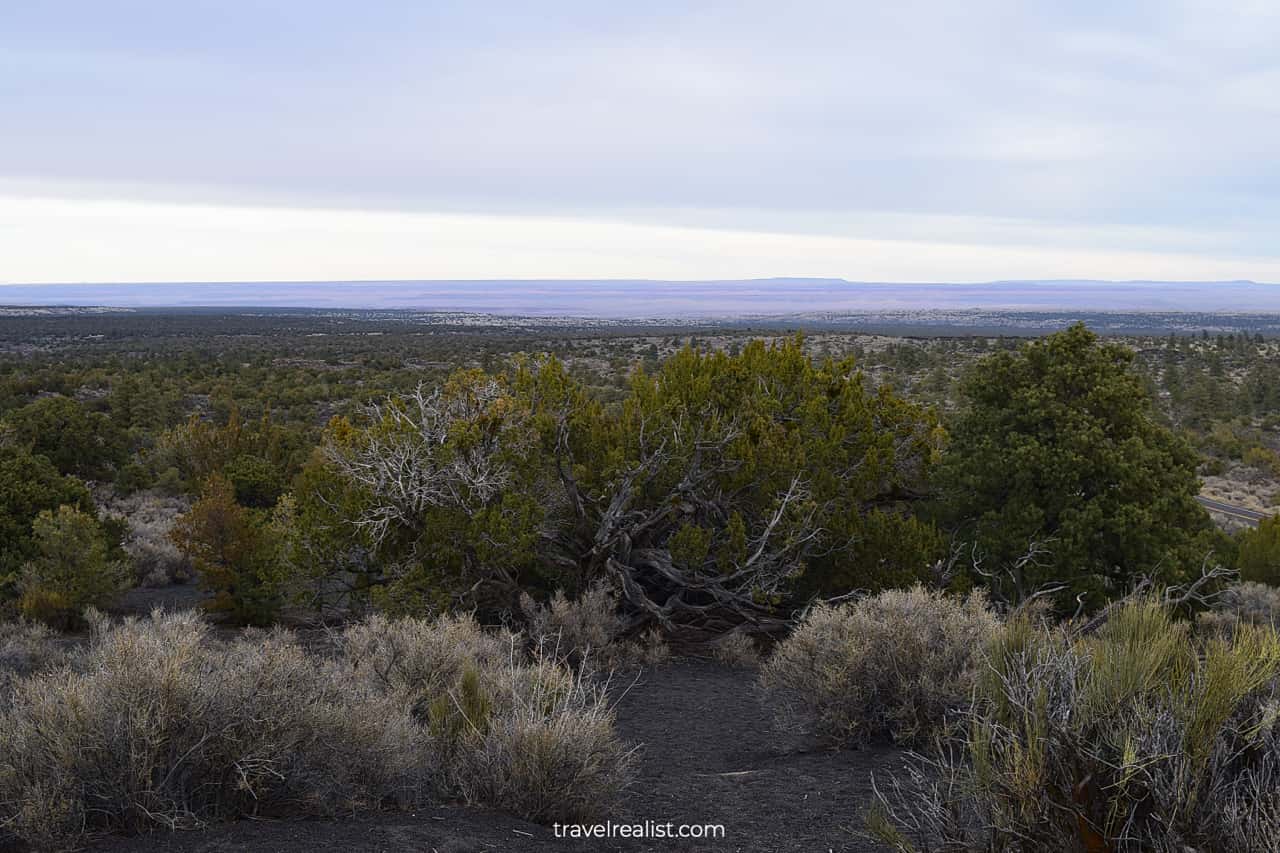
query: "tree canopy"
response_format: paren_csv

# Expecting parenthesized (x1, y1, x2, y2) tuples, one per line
(19, 505, 127, 627)
(937, 323, 1211, 606)
(2, 396, 126, 480)
(313, 339, 943, 636)
(0, 447, 94, 596)
(1239, 516, 1280, 587)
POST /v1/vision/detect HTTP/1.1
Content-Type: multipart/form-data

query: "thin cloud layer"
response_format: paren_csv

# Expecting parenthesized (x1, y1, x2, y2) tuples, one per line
(1, 1, 1277, 281)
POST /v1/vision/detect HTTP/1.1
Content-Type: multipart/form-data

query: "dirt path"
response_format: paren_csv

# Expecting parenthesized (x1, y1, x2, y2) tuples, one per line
(96, 660, 898, 852)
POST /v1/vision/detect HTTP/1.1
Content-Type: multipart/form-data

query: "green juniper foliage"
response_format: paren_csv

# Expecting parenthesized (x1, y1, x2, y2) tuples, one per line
(937, 324, 1211, 608)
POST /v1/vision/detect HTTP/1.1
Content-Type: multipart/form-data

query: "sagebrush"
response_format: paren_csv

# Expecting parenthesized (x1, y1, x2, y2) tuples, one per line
(0, 611, 423, 850)
(0, 609, 634, 849)
(520, 580, 669, 670)
(760, 586, 998, 747)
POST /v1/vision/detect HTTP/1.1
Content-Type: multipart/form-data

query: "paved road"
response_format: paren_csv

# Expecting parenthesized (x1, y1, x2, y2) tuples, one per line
(1196, 495, 1270, 527)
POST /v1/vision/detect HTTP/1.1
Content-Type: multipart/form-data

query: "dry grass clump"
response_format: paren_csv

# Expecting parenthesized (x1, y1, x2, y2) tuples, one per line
(0, 610, 424, 850)
(760, 586, 999, 747)
(870, 597, 1280, 852)
(0, 609, 635, 849)
(1199, 581, 1280, 637)
(0, 619, 67, 701)
(520, 580, 669, 670)
(710, 630, 759, 667)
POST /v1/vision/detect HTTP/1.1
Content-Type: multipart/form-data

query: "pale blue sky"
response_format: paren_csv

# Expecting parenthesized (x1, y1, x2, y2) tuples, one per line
(2, 1, 1279, 282)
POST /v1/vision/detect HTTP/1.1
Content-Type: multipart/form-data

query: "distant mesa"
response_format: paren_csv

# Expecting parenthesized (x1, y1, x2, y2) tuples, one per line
(0, 279, 1277, 316)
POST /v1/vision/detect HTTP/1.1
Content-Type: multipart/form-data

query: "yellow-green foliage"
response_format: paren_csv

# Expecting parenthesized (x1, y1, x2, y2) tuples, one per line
(871, 596, 1280, 852)
(1079, 598, 1189, 719)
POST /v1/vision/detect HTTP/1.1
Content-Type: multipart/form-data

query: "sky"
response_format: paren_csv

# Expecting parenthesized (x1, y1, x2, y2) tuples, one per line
(2, 0, 1279, 284)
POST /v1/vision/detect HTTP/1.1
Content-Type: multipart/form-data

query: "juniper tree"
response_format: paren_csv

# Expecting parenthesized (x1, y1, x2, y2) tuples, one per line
(318, 340, 943, 637)
(937, 323, 1211, 608)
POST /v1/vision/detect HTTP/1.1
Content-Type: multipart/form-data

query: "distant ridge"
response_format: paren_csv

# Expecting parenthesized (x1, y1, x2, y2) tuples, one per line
(1, 279, 1278, 316)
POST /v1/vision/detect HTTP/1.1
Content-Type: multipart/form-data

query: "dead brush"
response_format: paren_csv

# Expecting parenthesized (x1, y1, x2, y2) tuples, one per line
(342, 609, 636, 823)
(0, 608, 636, 849)
(1198, 581, 1280, 638)
(710, 630, 759, 667)
(97, 489, 192, 586)
(0, 618, 67, 703)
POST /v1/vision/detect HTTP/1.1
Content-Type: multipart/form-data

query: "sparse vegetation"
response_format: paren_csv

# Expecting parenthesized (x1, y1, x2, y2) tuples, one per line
(2, 311, 1280, 848)
(520, 580, 669, 669)
(342, 611, 515, 717)
(709, 630, 759, 667)
(1198, 580, 1280, 637)
(442, 657, 634, 823)
(0, 618, 65, 700)
(98, 489, 191, 586)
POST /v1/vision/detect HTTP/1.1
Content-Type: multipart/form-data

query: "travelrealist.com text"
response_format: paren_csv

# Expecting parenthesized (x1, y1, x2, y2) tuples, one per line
(553, 821, 727, 840)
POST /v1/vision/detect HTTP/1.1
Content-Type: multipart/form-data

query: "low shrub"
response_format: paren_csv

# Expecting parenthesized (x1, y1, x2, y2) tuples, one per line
(710, 630, 759, 667)
(1244, 445, 1280, 478)
(1198, 581, 1280, 637)
(870, 597, 1280, 852)
(521, 581, 619, 667)
(0, 619, 66, 701)
(760, 586, 999, 747)
(98, 489, 191, 586)
(342, 611, 514, 716)
(0, 608, 636, 849)
(440, 656, 634, 823)
(521, 580, 669, 670)
(346, 611, 634, 821)
(0, 611, 425, 850)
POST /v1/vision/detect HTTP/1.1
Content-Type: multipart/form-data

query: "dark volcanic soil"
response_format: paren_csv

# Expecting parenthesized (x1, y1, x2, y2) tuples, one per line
(96, 661, 899, 853)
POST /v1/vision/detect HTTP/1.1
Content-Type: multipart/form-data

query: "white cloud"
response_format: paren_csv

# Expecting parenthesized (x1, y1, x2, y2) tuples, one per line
(3, 193, 1279, 284)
